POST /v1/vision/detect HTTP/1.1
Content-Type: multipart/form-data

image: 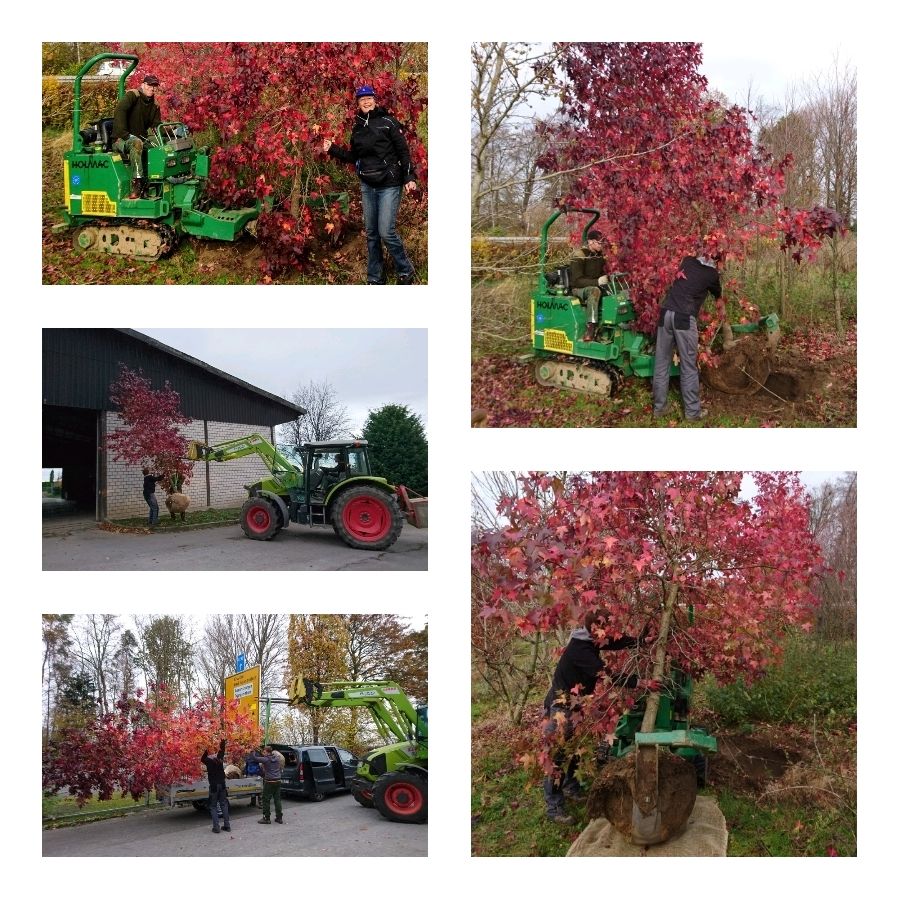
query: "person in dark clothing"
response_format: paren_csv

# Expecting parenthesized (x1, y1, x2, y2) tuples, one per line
(246, 745, 284, 824)
(323, 85, 418, 285)
(112, 74, 162, 199)
(141, 467, 164, 527)
(568, 231, 609, 342)
(652, 254, 724, 421)
(201, 739, 231, 833)
(543, 611, 639, 824)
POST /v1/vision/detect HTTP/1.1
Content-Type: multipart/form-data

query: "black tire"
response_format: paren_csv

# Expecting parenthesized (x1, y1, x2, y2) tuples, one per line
(308, 790, 326, 802)
(240, 497, 280, 541)
(351, 779, 375, 809)
(192, 800, 209, 812)
(373, 771, 427, 824)
(330, 485, 403, 551)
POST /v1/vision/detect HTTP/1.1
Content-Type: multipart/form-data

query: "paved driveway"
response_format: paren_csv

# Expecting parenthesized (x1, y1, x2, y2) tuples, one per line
(42, 522, 427, 570)
(43, 792, 427, 856)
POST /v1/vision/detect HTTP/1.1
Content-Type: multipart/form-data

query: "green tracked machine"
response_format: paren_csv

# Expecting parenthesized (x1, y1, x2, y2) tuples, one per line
(58, 53, 347, 260)
(531, 204, 781, 398)
(290, 678, 428, 824)
(187, 434, 426, 551)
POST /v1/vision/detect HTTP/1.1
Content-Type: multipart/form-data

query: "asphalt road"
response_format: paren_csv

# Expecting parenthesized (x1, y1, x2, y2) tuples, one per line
(42, 793, 427, 857)
(42, 522, 428, 571)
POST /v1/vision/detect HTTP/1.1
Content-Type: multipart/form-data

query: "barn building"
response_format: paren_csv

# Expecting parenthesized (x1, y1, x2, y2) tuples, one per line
(43, 329, 304, 520)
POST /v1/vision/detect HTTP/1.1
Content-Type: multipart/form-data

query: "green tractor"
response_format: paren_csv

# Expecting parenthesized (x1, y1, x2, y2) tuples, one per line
(57, 52, 346, 260)
(290, 678, 428, 824)
(187, 435, 425, 551)
(531, 204, 781, 398)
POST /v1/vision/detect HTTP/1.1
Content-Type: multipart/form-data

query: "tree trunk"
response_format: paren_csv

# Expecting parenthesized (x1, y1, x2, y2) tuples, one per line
(640, 577, 679, 733)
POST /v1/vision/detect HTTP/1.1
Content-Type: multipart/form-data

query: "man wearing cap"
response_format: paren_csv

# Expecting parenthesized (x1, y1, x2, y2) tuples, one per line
(652, 252, 724, 422)
(569, 232, 608, 342)
(323, 85, 418, 285)
(112, 74, 162, 199)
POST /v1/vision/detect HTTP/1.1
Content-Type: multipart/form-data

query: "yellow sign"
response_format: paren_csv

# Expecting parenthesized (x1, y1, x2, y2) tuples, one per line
(224, 665, 261, 724)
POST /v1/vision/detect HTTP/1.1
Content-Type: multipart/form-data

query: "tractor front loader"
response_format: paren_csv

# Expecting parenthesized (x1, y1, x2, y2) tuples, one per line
(531, 204, 781, 399)
(289, 678, 428, 824)
(187, 434, 425, 551)
(58, 53, 347, 261)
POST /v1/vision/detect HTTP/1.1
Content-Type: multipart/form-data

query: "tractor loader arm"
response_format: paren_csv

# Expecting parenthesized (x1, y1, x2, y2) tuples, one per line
(187, 435, 300, 486)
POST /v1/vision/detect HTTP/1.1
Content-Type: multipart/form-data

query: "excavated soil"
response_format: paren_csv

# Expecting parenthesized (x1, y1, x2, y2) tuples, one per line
(711, 732, 797, 794)
(587, 752, 698, 844)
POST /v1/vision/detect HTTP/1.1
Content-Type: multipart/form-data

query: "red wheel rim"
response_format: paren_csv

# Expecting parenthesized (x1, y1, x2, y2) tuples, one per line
(246, 504, 271, 534)
(342, 496, 391, 542)
(383, 782, 423, 815)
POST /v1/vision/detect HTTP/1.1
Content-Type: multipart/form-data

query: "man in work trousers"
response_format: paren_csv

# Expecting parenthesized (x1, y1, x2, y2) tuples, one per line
(543, 611, 639, 825)
(201, 739, 231, 833)
(569, 231, 608, 342)
(112, 74, 162, 199)
(652, 253, 723, 421)
(141, 467, 164, 527)
(247, 746, 284, 824)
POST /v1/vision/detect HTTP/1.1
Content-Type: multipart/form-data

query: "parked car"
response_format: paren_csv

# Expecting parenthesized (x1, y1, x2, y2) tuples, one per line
(269, 743, 359, 801)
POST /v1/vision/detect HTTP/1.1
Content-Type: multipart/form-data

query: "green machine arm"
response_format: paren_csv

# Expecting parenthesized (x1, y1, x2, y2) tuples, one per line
(187, 435, 301, 491)
(289, 678, 425, 745)
(72, 52, 139, 152)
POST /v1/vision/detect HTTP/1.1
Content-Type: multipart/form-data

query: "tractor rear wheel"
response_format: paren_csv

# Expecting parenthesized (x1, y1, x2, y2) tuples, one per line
(373, 771, 427, 824)
(331, 485, 403, 551)
(240, 497, 280, 541)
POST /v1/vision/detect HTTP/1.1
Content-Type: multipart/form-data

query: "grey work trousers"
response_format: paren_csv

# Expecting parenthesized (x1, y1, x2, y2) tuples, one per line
(652, 309, 701, 418)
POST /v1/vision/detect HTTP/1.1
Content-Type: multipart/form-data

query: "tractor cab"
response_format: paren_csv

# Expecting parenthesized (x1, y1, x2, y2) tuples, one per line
(301, 441, 372, 501)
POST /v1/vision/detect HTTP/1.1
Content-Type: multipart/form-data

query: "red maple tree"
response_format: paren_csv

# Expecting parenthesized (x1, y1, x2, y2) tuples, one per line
(105, 365, 193, 488)
(43, 691, 263, 804)
(540, 42, 841, 343)
(121, 42, 427, 274)
(473, 472, 824, 756)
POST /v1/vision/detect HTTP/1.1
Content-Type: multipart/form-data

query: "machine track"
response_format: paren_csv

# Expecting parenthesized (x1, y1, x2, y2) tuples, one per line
(534, 355, 625, 398)
(73, 220, 176, 260)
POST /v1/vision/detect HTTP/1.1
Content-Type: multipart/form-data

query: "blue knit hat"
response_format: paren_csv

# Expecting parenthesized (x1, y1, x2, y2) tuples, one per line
(355, 85, 376, 99)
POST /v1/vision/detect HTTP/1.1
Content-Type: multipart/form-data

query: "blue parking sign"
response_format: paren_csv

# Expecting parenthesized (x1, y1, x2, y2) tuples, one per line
(236, 654, 246, 673)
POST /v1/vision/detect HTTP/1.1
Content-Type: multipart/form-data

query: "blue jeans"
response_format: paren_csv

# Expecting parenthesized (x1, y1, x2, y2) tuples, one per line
(145, 493, 159, 526)
(359, 182, 413, 283)
(209, 784, 230, 829)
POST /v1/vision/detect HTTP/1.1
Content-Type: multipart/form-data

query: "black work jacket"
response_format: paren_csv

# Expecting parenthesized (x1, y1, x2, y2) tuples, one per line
(543, 633, 637, 710)
(201, 741, 227, 788)
(661, 256, 723, 318)
(328, 106, 416, 187)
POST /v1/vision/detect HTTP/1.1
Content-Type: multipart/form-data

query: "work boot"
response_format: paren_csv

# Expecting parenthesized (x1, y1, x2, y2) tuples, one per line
(583, 322, 597, 342)
(685, 408, 709, 421)
(212, 826, 220, 833)
(398, 273, 415, 285)
(547, 809, 575, 825)
(257, 817, 271, 824)
(275, 816, 284, 824)
(128, 178, 145, 200)
(222, 825, 231, 832)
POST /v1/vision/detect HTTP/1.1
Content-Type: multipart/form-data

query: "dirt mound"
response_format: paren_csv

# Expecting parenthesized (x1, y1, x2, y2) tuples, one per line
(587, 752, 697, 844)
(702, 334, 774, 395)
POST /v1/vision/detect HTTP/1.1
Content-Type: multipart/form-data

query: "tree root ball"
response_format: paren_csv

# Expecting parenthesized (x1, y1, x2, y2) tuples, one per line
(587, 752, 698, 845)
(165, 492, 190, 520)
(224, 764, 243, 779)
(702, 335, 772, 395)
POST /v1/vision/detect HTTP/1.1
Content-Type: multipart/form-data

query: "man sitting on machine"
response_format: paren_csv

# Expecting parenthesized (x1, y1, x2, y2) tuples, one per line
(112, 74, 162, 199)
(569, 230, 609, 342)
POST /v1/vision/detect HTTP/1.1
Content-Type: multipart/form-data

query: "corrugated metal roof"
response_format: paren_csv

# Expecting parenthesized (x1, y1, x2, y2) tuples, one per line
(43, 329, 305, 426)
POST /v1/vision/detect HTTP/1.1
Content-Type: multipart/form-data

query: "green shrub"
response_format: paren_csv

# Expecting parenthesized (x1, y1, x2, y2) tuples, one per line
(705, 633, 856, 726)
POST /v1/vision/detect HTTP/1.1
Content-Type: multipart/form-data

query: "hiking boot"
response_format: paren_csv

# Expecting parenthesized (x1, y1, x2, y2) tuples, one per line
(222, 825, 231, 832)
(212, 826, 220, 833)
(274, 817, 284, 824)
(257, 817, 271, 824)
(547, 809, 575, 825)
(685, 408, 709, 421)
(653, 404, 672, 419)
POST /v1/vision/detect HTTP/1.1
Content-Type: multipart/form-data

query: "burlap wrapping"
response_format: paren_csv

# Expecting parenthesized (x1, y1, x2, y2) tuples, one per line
(567, 795, 728, 857)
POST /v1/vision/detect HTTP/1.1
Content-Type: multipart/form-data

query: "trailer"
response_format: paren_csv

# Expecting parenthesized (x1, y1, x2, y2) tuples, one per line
(158, 775, 262, 812)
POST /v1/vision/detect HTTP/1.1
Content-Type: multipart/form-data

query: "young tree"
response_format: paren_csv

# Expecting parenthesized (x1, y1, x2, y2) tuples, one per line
(135, 615, 195, 707)
(361, 404, 427, 495)
(75, 614, 122, 716)
(343, 615, 427, 703)
(473, 472, 824, 745)
(126, 42, 427, 276)
(43, 690, 262, 805)
(42, 614, 75, 745)
(105, 366, 193, 489)
(279, 379, 351, 446)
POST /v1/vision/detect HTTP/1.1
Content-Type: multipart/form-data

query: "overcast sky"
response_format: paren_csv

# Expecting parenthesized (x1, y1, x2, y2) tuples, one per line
(137, 328, 427, 436)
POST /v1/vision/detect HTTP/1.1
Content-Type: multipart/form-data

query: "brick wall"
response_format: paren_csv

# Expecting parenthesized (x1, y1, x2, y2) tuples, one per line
(104, 413, 275, 519)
